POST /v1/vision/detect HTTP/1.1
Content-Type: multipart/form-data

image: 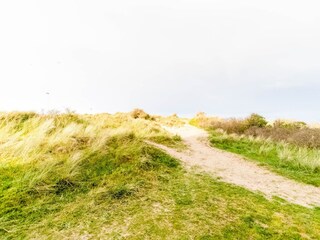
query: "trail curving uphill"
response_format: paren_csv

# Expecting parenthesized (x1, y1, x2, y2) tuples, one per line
(148, 124, 320, 208)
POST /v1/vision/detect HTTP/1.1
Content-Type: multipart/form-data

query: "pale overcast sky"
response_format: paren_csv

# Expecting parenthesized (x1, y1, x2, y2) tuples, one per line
(0, 0, 319, 121)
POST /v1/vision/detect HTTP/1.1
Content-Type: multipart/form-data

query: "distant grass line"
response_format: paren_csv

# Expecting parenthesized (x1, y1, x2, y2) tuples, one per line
(209, 131, 320, 186)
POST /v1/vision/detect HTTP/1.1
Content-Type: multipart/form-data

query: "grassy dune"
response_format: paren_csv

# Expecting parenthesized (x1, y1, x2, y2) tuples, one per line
(1, 112, 320, 239)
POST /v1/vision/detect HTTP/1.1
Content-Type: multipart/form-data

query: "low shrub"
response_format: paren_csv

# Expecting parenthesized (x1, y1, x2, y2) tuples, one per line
(273, 120, 307, 130)
(192, 113, 320, 149)
(130, 109, 152, 120)
(191, 113, 267, 134)
(245, 114, 268, 128)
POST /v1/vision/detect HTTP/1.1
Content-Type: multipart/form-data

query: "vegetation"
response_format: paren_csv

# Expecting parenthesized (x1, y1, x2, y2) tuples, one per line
(1, 111, 320, 239)
(209, 131, 320, 186)
(191, 113, 320, 186)
(190, 113, 269, 135)
(153, 113, 186, 127)
(191, 112, 320, 148)
(130, 109, 153, 120)
(246, 113, 268, 128)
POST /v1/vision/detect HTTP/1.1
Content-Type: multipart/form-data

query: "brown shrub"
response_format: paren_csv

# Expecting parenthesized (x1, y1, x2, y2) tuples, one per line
(190, 113, 223, 130)
(192, 113, 320, 149)
(273, 120, 307, 130)
(191, 113, 261, 134)
(130, 109, 151, 120)
(288, 129, 320, 148)
(220, 118, 248, 134)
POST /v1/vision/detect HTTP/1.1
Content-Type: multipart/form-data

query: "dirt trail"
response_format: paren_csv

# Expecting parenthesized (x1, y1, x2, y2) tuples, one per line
(148, 124, 320, 208)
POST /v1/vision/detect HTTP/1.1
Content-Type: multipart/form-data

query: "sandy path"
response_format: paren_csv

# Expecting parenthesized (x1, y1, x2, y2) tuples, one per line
(148, 124, 320, 208)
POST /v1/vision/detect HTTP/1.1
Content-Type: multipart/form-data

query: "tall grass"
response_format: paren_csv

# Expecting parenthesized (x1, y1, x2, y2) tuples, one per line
(227, 133, 320, 171)
(0, 111, 184, 238)
(192, 113, 320, 181)
(210, 131, 320, 186)
(2, 112, 320, 239)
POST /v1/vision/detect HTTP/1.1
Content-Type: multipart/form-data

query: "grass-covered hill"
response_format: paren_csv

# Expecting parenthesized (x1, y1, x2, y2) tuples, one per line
(1, 111, 320, 239)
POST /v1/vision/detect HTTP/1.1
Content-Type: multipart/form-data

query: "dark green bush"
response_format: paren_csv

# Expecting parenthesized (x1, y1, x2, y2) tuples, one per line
(245, 114, 268, 128)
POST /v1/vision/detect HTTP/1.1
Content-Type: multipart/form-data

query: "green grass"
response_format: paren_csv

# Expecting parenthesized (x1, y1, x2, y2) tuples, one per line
(209, 131, 320, 187)
(1, 113, 320, 239)
(3, 150, 320, 239)
(3, 162, 320, 239)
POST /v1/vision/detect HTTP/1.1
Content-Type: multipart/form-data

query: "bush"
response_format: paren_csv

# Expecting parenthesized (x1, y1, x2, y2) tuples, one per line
(221, 118, 248, 134)
(190, 113, 223, 130)
(245, 114, 268, 128)
(130, 109, 151, 120)
(288, 129, 320, 148)
(273, 120, 307, 130)
(192, 113, 320, 149)
(190, 113, 262, 134)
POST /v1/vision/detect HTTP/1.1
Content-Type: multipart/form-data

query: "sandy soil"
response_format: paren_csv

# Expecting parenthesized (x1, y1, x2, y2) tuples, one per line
(147, 124, 320, 208)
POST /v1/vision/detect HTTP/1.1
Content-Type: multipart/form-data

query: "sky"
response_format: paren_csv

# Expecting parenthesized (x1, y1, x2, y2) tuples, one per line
(0, 0, 320, 122)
